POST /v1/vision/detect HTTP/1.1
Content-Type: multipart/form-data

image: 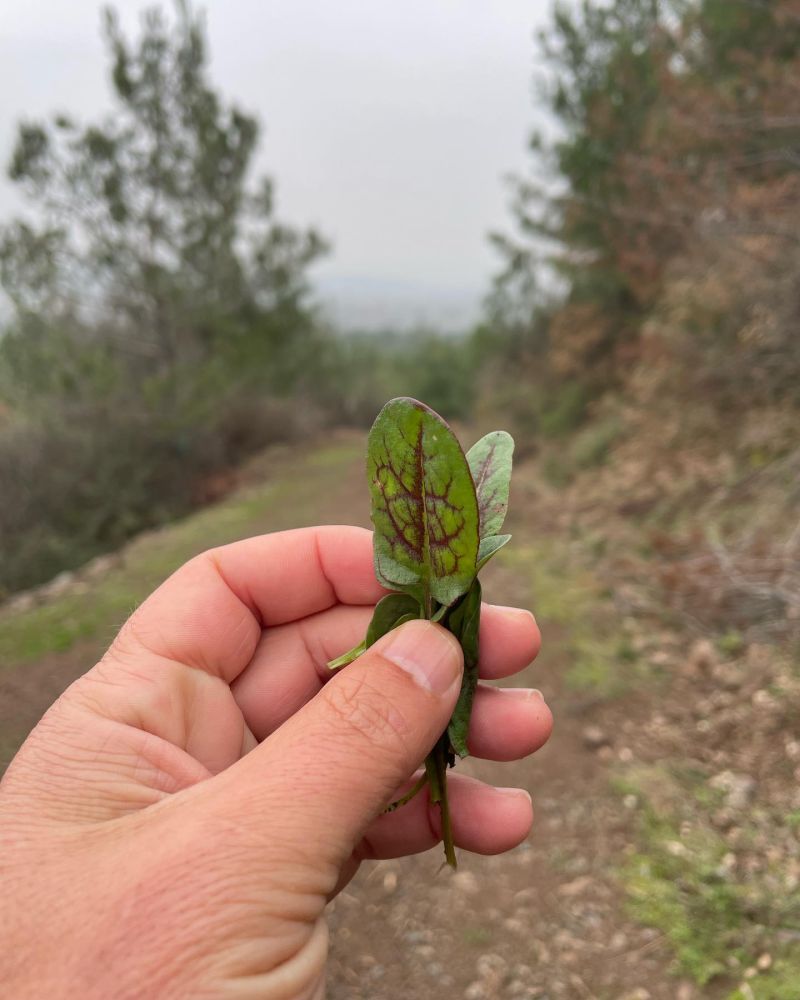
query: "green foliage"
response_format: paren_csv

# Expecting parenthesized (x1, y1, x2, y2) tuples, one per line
(617, 766, 749, 984)
(0, 1, 330, 595)
(569, 414, 624, 469)
(446, 578, 482, 759)
(726, 953, 800, 1000)
(365, 594, 420, 647)
(477, 533, 512, 571)
(467, 431, 514, 537)
(333, 398, 515, 867)
(624, 840, 744, 985)
(538, 381, 589, 438)
(0, 437, 362, 667)
(319, 329, 478, 428)
(507, 538, 640, 697)
(368, 397, 480, 609)
(487, 0, 800, 428)
(618, 764, 800, 991)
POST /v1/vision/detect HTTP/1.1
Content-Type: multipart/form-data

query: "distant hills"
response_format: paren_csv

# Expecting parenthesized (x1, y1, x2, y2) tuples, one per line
(313, 272, 482, 333)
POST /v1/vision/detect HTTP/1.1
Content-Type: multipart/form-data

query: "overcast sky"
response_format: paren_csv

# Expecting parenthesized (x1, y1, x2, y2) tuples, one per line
(0, 0, 554, 325)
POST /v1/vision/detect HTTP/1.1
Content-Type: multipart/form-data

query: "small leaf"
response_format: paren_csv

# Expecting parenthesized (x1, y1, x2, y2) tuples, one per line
(467, 431, 514, 538)
(476, 533, 512, 570)
(446, 578, 482, 758)
(365, 593, 420, 646)
(368, 397, 480, 609)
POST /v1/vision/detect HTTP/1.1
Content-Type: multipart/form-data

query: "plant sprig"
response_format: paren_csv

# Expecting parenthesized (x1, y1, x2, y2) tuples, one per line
(329, 397, 514, 867)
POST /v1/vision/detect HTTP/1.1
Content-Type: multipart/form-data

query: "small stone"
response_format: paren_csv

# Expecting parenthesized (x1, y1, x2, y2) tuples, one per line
(756, 953, 772, 971)
(711, 808, 736, 830)
(41, 570, 75, 599)
(582, 725, 609, 750)
(84, 553, 117, 578)
(619, 746, 634, 763)
(687, 638, 718, 674)
(709, 771, 756, 810)
(743, 966, 757, 979)
(753, 688, 779, 710)
(452, 871, 480, 895)
(382, 871, 398, 894)
(623, 794, 638, 810)
(666, 840, 688, 858)
(477, 953, 507, 980)
(465, 983, 488, 1000)
(4, 590, 36, 613)
(557, 876, 593, 898)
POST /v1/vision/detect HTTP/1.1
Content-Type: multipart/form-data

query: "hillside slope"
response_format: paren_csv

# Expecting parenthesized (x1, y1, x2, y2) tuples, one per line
(1, 431, 796, 999)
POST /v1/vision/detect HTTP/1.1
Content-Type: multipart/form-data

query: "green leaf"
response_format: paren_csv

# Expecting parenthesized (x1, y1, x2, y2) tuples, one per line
(446, 578, 482, 758)
(476, 533, 512, 571)
(328, 594, 421, 670)
(467, 431, 514, 538)
(366, 593, 420, 646)
(368, 397, 480, 609)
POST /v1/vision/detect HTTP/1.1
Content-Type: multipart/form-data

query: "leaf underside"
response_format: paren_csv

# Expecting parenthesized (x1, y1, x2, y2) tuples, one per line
(365, 593, 420, 647)
(477, 532, 512, 571)
(368, 397, 480, 608)
(466, 431, 514, 539)
(446, 578, 482, 758)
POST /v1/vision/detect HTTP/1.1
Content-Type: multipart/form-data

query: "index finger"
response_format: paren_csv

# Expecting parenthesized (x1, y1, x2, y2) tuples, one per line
(108, 525, 384, 683)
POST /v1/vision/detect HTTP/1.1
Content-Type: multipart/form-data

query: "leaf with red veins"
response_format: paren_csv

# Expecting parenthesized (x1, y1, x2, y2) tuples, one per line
(467, 431, 514, 539)
(367, 397, 479, 608)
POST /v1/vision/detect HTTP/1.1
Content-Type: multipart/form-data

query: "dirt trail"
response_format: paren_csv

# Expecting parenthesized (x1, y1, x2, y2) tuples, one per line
(0, 438, 693, 999)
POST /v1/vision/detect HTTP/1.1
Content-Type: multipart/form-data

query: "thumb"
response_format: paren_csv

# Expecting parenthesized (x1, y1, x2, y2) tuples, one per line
(201, 619, 463, 871)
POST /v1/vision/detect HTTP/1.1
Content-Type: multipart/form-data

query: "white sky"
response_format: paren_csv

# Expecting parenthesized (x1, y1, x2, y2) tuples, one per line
(0, 0, 553, 316)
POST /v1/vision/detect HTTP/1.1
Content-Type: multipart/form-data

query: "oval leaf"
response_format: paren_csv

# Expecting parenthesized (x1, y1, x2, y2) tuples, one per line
(467, 431, 514, 538)
(477, 532, 512, 571)
(368, 397, 480, 608)
(365, 593, 420, 647)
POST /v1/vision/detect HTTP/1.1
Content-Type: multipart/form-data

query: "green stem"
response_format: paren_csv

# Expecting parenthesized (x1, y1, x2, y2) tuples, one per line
(383, 772, 428, 813)
(327, 639, 366, 671)
(425, 737, 457, 868)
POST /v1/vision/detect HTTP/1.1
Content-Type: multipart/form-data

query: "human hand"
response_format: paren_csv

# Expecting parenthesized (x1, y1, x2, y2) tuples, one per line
(0, 526, 551, 999)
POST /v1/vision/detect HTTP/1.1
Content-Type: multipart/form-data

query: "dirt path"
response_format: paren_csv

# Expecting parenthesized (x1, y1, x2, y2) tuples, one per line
(0, 436, 694, 999)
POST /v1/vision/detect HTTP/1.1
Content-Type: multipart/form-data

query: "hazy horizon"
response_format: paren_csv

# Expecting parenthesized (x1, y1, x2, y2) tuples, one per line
(0, 0, 555, 327)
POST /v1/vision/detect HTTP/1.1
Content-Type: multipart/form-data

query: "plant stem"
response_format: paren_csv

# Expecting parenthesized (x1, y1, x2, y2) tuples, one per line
(425, 736, 457, 868)
(327, 639, 366, 671)
(383, 772, 428, 813)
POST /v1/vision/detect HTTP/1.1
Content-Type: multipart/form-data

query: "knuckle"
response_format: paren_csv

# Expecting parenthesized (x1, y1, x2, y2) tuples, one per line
(321, 668, 411, 755)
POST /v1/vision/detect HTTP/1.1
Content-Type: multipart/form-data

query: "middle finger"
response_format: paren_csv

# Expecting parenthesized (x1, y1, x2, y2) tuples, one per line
(232, 602, 545, 753)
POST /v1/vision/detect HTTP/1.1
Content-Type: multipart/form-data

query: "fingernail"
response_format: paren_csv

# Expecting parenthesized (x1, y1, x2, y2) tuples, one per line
(496, 786, 532, 804)
(491, 604, 536, 623)
(501, 687, 545, 702)
(380, 620, 462, 694)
